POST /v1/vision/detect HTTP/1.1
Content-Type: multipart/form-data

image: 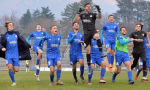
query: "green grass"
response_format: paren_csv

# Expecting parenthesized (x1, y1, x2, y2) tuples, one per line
(0, 71, 150, 90)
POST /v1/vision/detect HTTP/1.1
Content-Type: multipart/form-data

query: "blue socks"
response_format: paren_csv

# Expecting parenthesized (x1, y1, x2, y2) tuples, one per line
(80, 66, 84, 76)
(145, 71, 148, 76)
(9, 71, 16, 82)
(88, 71, 93, 82)
(111, 56, 114, 65)
(57, 69, 61, 81)
(73, 70, 77, 79)
(88, 66, 92, 75)
(36, 69, 40, 75)
(101, 68, 106, 79)
(128, 71, 132, 81)
(50, 75, 54, 82)
(107, 53, 111, 64)
(36, 59, 40, 65)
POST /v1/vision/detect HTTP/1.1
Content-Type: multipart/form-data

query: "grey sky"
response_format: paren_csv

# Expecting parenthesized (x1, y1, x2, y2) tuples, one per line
(0, 0, 118, 20)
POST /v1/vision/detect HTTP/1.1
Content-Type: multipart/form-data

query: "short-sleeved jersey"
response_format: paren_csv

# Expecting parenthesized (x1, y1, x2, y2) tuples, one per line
(6, 33, 19, 58)
(43, 34, 61, 59)
(28, 31, 46, 48)
(67, 31, 84, 55)
(102, 23, 119, 41)
(90, 39, 101, 58)
(80, 13, 97, 34)
(129, 31, 147, 53)
(144, 38, 150, 58)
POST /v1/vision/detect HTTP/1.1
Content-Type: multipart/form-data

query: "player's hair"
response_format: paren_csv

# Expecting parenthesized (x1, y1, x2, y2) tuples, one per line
(50, 25, 57, 30)
(135, 23, 141, 26)
(84, 3, 90, 7)
(108, 14, 114, 18)
(72, 22, 78, 26)
(35, 24, 41, 28)
(120, 26, 126, 31)
(4, 21, 14, 29)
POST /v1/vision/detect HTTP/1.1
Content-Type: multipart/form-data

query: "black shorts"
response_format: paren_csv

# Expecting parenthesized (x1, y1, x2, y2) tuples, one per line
(84, 31, 97, 47)
(26, 64, 29, 67)
(132, 51, 146, 62)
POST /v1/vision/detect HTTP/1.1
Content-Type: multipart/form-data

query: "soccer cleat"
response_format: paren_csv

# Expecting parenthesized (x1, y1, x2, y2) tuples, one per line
(109, 64, 113, 73)
(112, 72, 116, 83)
(80, 76, 85, 83)
(11, 82, 16, 86)
(56, 81, 63, 85)
(34, 74, 40, 82)
(75, 78, 78, 84)
(141, 77, 148, 82)
(88, 81, 92, 85)
(49, 82, 54, 86)
(129, 80, 134, 85)
(135, 75, 139, 80)
(35, 65, 39, 70)
(99, 79, 106, 84)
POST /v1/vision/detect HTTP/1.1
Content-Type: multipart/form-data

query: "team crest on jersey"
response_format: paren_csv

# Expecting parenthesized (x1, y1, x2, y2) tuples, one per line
(80, 35, 82, 37)
(42, 32, 43, 34)
(7, 37, 9, 39)
(15, 35, 17, 38)
(114, 26, 116, 28)
(49, 39, 51, 40)
(90, 15, 92, 17)
(58, 38, 60, 40)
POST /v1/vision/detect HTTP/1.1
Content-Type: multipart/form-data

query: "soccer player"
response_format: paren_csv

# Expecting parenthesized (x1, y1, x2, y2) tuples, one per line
(88, 30, 106, 85)
(67, 22, 84, 84)
(73, 3, 102, 74)
(26, 60, 30, 72)
(129, 24, 150, 82)
(0, 21, 31, 86)
(112, 26, 134, 84)
(39, 25, 63, 86)
(135, 31, 150, 81)
(26, 25, 48, 81)
(100, 15, 119, 73)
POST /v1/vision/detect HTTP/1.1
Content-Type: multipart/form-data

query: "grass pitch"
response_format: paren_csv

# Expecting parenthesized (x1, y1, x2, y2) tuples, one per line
(0, 71, 150, 90)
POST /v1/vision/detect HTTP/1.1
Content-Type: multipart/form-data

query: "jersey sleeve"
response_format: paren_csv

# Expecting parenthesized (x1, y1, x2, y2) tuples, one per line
(102, 25, 106, 31)
(79, 14, 83, 20)
(67, 32, 75, 43)
(116, 25, 120, 34)
(81, 34, 84, 41)
(39, 36, 48, 46)
(26, 32, 34, 44)
(117, 35, 131, 45)
(129, 33, 134, 38)
(93, 13, 97, 19)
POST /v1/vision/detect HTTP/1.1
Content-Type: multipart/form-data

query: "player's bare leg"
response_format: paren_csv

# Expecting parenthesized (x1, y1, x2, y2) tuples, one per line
(112, 66, 121, 83)
(8, 64, 16, 86)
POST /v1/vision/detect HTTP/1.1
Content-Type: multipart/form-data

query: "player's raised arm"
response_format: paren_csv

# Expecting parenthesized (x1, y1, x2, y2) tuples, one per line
(26, 32, 34, 44)
(73, 8, 84, 22)
(95, 5, 102, 19)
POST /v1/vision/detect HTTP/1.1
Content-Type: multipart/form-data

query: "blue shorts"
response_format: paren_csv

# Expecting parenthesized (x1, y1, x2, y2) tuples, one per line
(47, 57, 61, 67)
(69, 53, 84, 65)
(140, 58, 150, 68)
(91, 57, 104, 66)
(5, 58, 20, 67)
(115, 51, 130, 67)
(33, 46, 43, 53)
(105, 39, 115, 50)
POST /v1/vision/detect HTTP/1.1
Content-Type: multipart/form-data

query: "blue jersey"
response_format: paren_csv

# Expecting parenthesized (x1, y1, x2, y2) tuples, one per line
(90, 39, 101, 58)
(6, 33, 19, 58)
(144, 38, 150, 58)
(102, 23, 119, 41)
(67, 32, 84, 55)
(27, 30, 47, 49)
(42, 34, 61, 58)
